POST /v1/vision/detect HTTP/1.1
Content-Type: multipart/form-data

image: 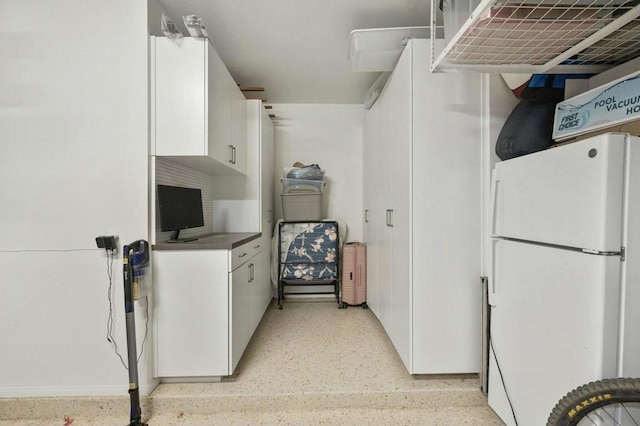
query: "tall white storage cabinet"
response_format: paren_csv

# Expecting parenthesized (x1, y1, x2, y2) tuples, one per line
(248, 100, 276, 250)
(363, 39, 482, 374)
(247, 99, 276, 326)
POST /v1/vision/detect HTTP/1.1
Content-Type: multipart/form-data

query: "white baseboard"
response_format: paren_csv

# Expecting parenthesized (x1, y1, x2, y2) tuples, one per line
(0, 378, 159, 398)
(160, 376, 222, 384)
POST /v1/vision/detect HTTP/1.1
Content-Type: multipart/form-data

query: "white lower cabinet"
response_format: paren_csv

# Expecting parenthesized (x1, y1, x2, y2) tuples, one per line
(155, 249, 229, 377)
(231, 256, 255, 372)
(155, 242, 269, 378)
(251, 250, 272, 331)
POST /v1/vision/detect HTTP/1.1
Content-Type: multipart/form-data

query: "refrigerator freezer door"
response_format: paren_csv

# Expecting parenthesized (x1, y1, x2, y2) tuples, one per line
(488, 239, 621, 426)
(491, 133, 626, 252)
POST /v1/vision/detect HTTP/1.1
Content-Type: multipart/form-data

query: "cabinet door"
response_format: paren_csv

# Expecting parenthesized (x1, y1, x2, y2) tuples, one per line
(364, 207, 384, 318)
(363, 99, 381, 317)
(208, 44, 247, 175)
(206, 41, 232, 165)
(389, 44, 412, 371)
(261, 106, 275, 238)
(154, 37, 206, 156)
(258, 107, 275, 315)
(229, 81, 247, 174)
(230, 262, 252, 373)
(250, 250, 271, 333)
(376, 76, 394, 339)
(410, 39, 482, 374)
(155, 250, 229, 377)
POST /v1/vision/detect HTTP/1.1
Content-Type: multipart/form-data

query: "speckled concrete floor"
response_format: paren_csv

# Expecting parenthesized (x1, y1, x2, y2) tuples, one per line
(0, 299, 505, 425)
(0, 407, 504, 425)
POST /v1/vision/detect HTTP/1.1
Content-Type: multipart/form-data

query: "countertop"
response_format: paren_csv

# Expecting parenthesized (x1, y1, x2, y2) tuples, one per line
(152, 232, 261, 251)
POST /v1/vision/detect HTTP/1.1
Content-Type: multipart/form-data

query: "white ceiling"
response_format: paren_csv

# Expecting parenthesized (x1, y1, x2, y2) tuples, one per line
(155, 0, 432, 104)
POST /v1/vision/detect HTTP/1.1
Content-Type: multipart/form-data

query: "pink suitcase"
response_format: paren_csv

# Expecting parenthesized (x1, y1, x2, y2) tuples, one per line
(340, 242, 368, 309)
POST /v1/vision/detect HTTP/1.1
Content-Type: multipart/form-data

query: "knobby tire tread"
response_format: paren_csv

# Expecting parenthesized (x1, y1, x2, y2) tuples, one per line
(546, 378, 640, 426)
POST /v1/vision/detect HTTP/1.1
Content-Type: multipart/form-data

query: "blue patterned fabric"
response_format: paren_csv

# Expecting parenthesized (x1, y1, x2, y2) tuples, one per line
(279, 221, 339, 281)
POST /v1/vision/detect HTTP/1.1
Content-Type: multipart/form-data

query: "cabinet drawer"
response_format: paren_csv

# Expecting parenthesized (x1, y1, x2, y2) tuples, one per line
(230, 240, 263, 271)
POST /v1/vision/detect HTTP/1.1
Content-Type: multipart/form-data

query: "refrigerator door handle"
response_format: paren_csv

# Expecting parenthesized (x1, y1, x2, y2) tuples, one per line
(489, 239, 499, 306)
(490, 170, 501, 236)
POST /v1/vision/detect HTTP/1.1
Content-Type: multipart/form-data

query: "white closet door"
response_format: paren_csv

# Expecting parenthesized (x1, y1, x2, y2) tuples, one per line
(410, 39, 482, 374)
(363, 99, 382, 316)
(377, 75, 394, 339)
(389, 44, 412, 371)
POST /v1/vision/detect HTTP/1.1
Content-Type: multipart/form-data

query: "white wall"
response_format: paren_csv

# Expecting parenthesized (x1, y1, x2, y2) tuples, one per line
(272, 104, 365, 242)
(0, 1, 152, 396)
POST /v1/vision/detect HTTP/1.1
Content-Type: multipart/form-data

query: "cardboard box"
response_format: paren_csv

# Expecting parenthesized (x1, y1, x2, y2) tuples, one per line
(553, 70, 640, 141)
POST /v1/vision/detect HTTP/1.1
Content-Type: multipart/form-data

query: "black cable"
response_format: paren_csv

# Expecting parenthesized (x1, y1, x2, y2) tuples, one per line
(489, 333, 518, 426)
(105, 248, 128, 370)
(104, 249, 150, 369)
(137, 296, 149, 363)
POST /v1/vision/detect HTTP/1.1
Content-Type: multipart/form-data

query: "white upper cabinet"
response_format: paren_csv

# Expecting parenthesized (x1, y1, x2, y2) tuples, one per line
(151, 36, 247, 175)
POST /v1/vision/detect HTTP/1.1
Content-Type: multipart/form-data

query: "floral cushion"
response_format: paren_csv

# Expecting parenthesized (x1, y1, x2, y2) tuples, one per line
(279, 221, 339, 282)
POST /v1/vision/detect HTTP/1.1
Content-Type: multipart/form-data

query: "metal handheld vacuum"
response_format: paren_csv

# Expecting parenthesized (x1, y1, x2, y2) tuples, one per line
(122, 240, 150, 426)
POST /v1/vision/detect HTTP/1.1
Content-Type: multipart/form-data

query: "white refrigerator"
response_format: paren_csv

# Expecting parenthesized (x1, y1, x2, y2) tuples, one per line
(488, 133, 640, 426)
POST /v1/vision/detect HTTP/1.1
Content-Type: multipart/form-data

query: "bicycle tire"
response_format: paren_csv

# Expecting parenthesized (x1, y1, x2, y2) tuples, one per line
(547, 378, 640, 426)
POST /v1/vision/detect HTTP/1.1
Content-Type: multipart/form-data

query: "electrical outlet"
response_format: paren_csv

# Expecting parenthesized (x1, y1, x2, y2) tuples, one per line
(95, 235, 118, 251)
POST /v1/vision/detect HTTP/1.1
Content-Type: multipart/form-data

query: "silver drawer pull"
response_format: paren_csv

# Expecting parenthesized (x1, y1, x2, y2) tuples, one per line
(238, 252, 247, 258)
(254, 245, 261, 249)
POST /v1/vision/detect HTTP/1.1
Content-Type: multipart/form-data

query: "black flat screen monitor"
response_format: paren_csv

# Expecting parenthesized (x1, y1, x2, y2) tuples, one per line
(157, 184, 204, 243)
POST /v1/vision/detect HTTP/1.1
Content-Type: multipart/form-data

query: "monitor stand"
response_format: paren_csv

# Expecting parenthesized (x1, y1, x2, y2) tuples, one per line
(167, 229, 198, 243)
